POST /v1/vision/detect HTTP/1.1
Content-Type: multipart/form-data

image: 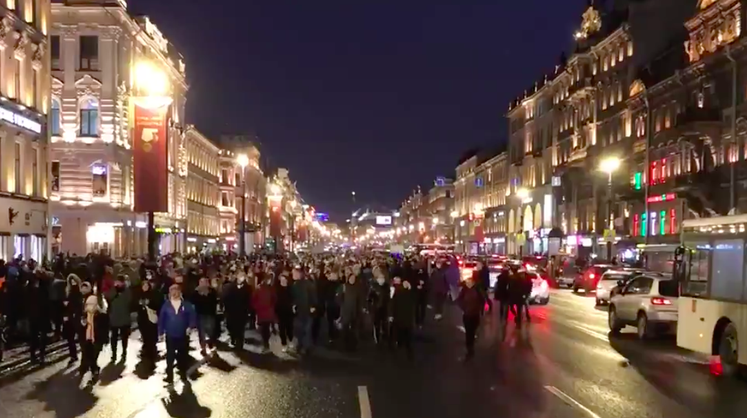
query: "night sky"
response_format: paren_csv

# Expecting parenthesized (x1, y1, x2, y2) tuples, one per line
(128, 0, 583, 221)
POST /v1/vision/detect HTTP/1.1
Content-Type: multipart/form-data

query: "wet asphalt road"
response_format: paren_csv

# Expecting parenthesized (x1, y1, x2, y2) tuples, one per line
(1, 289, 747, 418)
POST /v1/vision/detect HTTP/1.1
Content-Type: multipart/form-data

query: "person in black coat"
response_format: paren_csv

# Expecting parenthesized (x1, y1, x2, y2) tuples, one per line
(457, 277, 486, 361)
(25, 271, 50, 364)
(367, 269, 390, 345)
(136, 280, 163, 362)
(388, 276, 415, 359)
(274, 274, 295, 350)
(493, 268, 513, 322)
(63, 274, 84, 366)
(473, 261, 492, 313)
(223, 275, 252, 350)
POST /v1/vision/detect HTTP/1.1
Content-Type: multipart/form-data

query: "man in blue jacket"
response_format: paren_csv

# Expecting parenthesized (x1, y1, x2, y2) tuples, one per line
(158, 284, 196, 383)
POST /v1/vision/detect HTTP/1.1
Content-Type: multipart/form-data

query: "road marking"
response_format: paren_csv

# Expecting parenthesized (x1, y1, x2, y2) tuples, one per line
(358, 386, 372, 418)
(544, 385, 602, 418)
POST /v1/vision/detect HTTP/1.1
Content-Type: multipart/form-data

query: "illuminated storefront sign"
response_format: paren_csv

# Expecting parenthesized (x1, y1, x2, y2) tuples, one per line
(647, 193, 676, 203)
(0, 106, 42, 133)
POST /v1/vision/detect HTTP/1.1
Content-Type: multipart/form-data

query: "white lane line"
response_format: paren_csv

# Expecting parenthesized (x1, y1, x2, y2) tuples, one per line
(358, 386, 372, 418)
(544, 385, 602, 418)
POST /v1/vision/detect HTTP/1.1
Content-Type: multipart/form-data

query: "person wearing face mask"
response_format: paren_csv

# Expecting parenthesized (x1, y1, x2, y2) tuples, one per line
(275, 274, 294, 352)
(368, 267, 390, 345)
(457, 276, 486, 361)
(79, 282, 107, 380)
(252, 276, 277, 353)
(191, 277, 219, 357)
(389, 276, 415, 359)
(338, 273, 365, 351)
(137, 280, 163, 363)
(105, 275, 133, 363)
(223, 273, 251, 350)
(158, 284, 197, 384)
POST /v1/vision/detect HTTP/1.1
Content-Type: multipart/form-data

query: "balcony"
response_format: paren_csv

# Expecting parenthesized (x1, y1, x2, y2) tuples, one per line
(654, 106, 722, 147)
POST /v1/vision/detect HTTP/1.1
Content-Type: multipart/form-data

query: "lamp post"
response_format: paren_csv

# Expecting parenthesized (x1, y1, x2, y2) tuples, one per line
(289, 200, 297, 253)
(133, 61, 170, 262)
(600, 157, 621, 261)
(516, 188, 529, 257)
(237, 154, 249, 257)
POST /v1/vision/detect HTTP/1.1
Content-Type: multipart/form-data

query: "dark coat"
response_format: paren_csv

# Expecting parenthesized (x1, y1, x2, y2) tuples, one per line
(389, 286, 415, 328)
(429, 267, 449, 295)
(338, 281, 365, 325)
(458, 285, 485, 317)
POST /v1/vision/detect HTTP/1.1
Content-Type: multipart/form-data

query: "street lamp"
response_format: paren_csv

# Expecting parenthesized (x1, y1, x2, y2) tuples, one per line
(289, 200, 297, 253)
(237, 154, 249, 257)
(133, 60, 170, 262)
(515, 188, 530, 257)
(599, 157, 621, 260)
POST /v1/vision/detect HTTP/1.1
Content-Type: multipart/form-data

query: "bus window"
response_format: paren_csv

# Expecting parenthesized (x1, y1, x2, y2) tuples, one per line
(682, 244, 710, 297)
(710, 239, 744, 301)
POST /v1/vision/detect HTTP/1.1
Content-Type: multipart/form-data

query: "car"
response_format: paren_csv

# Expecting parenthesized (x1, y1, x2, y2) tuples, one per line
(573, 264, 614, 294)
(487, 259, 505, 289)
(595, 269, 646, 305)
(460, 260, 477, 281)
(528, 272, 550, 305)
(608, 274, 679, 339)
(556, 264, 579, 288)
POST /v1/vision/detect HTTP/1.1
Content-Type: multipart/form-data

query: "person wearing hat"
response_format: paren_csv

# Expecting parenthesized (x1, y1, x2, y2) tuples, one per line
(79, 282, 107, 379)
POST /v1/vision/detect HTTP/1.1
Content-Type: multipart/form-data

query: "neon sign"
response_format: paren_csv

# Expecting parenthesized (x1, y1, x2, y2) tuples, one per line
(647, 193, 675, 203)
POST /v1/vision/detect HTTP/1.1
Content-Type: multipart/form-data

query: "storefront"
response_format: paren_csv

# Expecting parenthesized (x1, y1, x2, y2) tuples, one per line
(0, 198, 48, 261)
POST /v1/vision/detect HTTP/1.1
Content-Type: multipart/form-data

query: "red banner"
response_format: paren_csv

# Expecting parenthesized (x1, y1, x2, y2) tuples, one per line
(133, 97, 170, 213)
(269, 198, 282, 238)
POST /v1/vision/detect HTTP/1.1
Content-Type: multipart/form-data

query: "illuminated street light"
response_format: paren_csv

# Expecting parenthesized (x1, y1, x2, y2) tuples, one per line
(516, 188, 529, 200)
(450, 210, 458, 218)
(599, 157, 621, 174)
(134, 61, 169, 96)
(236, 154, 249, 169)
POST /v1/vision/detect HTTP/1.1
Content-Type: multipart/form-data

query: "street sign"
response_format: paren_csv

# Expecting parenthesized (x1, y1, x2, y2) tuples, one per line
(516, 233, 526, 246)
(603, 229, 616, 242)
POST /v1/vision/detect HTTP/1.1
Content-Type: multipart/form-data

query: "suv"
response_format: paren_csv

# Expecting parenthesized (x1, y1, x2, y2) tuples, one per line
(573, 264, 614, 294)
(595, 269, 646, 306)
(608, 274, 679, 339)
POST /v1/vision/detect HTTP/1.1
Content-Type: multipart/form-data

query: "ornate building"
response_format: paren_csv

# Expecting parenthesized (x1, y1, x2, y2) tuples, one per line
(49, 0, 188, 256)
(184, 126, 220, 252)
(0, 0, 51, 261)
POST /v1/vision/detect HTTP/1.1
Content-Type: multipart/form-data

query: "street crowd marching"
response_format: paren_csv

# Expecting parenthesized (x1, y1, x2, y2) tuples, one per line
(0, 250, 539, 385)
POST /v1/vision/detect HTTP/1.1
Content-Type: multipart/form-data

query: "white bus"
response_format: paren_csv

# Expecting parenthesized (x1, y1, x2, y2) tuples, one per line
(675, 214, 747, 376)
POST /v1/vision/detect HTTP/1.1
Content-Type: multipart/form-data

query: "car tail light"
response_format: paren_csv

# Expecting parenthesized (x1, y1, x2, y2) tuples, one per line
(651, 297, 672, 305)
(588, 273, 595, 279)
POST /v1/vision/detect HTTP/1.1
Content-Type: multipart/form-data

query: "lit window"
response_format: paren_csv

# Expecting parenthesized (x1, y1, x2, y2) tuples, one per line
(670, 208, 677, 235)
(79, 98, 99, 136)
(50, 98, 61, 136)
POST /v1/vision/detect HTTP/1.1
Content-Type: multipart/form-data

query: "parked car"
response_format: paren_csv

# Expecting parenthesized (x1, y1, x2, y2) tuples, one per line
(557, 264, 579, 288)
(608, 274, 679, 339)
(595, 269, 647, 305)
(573, 264, 614, 294)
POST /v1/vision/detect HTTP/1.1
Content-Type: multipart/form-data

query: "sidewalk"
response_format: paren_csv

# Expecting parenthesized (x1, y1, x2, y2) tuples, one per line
(0, 339, 69, 373)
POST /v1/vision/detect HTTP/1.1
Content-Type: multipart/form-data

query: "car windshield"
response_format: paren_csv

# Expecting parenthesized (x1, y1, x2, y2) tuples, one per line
(658, 279, 680, 297)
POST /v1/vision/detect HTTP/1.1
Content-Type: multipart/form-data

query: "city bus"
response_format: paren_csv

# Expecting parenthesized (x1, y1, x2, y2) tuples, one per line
(675, 214, 747, 377)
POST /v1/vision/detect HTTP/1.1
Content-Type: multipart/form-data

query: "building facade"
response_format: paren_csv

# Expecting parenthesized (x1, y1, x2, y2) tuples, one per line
(0, 0, 51, 261)
(184, 126, 219, 253)
(505, 0, 695, 258)
(49, 0, 188, 257)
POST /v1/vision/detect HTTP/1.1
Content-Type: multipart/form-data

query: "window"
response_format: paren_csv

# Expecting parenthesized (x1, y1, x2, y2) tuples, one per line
(92, 164, 107, 197)
(32, 147, 38, 196)
(32, 70, 37, 109)
(235, 172, 241, 186)
(221, 191, 229, 207)
(79, 36, 99, 70)
(13, 59, 20, 99)
(79, 98, 99, 136)
(51, 99, 61, 136)
(51, 161, 60, 192)
(624, 277, 653, 295)
(14, 142, 21, 194)
(51, 36, 61, 70)
(710, 239, 744, 300)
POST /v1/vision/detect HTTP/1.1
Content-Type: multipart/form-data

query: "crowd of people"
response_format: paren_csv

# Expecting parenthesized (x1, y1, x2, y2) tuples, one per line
(0, 250, 540, 384)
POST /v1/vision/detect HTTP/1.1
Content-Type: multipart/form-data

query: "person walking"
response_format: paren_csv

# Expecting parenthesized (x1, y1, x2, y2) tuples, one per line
(494, 267, 513, 323)
(136, 280, 162, 363)
(63, 274, 84, 366)
(106, 275, 133, 363)
(338, 273, 365, 351)
(457, 276, 485, 361)
(389, 276, 415, 359)
(158, 284, 197, 384)
(79, 282, 107, 380)
(275, 274, 294, 352)
(367, 268, 390, 345)
(223, 274, 251, 350)
(191, 277, 219, 357)
(26, 272, 50, 365)
(429, 259, 449, 321)
(252, 276, 277, 353)
(291, 266, 317, 355)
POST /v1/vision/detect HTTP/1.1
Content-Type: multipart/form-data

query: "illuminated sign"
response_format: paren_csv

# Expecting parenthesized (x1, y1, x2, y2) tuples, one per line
(91, 164, 107, 176)
(0, 106, 41, 133)
(551, 176, 561, 187)
(376, 216, 392, 225)
(647, 193, 676, 203)
(315, 212, 329, 222)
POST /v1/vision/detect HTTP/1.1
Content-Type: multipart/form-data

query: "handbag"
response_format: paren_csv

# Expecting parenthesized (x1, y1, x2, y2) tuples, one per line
(146, 307, 158, 324)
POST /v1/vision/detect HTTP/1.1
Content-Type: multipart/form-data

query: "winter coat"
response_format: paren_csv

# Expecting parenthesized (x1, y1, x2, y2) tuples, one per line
(275, 285, 294, 317)
(458, 285, 486, 317)
(493, 270, 511, 301)
(136, 288, 163, 326)
(389, 286, 415, 328)
(429, 267, 449, 295)
(191, 288, 218, 318)
(157, 299, 197, 338)
(105, 287, 133, 328)
(223, 282, 251, 318)
(252, 284, 277, 323)
(291, 278, 318, 318)
(338, 282, 365, 325)
(367, 282, 390, 315)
